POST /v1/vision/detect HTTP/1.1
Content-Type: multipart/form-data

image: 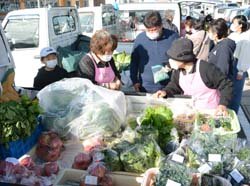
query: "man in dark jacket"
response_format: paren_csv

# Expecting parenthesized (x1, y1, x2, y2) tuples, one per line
(130, 11, 179, 93)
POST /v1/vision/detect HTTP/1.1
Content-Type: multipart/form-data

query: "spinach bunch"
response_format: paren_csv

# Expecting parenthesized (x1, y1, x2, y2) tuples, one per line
(0, 96, 42, 145)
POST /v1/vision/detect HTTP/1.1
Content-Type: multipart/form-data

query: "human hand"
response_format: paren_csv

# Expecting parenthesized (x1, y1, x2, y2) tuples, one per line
(109, 82, 118, 90)
(115, 79, 121, 90)
(133, 83, 141, 92)
(215, 105, 228, 116)
(152, 90, 167, 98)
(236, 73, 243, 80)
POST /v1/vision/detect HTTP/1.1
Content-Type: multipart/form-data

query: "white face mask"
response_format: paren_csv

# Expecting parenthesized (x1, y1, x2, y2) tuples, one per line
(169, 59, 179, 70)
(46, 59, 57, 68)
(208, 32, 214, 41)
(230, 24, 237, 32)
(100, 55, 112, 62)
(146, 32, 160, 40)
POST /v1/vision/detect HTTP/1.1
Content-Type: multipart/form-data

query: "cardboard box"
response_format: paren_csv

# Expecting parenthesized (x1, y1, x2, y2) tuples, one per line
(54, 168, 143, 186)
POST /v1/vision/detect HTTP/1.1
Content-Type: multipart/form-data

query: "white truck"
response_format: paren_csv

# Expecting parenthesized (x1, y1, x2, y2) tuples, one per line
(2, 7, 85, 88)
(78, 4, 117, 37)
(0, 24, 20, 102)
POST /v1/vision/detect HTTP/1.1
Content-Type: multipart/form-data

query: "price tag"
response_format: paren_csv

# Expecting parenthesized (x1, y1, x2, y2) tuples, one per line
(234, 157, 240, 167)
(198, 163, 212, 174)
(166, 179, 181, 186)
(208, 154, 221, 162)
(85, 175, 98, 185)
(230, 169, 244, 183)
(172, 154, 184, 164)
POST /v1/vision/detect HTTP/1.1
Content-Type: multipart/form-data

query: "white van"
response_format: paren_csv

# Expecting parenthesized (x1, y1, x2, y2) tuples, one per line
(2, 7, 81, 88)
(115, 2, 181, 53)
(78, 4, 117, 37)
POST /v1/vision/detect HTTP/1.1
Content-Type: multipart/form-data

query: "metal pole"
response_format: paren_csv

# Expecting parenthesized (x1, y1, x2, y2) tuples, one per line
(37, 0, 40, 8)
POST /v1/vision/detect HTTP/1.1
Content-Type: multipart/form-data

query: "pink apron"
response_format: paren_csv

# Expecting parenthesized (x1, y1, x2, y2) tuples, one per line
(179, 60, 220, 109)
(88, 53, 115, 84)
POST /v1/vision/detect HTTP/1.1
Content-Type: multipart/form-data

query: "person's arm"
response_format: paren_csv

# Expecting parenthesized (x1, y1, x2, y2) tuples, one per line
(200, 61, 233, 107)
(162, 70, 183, 97)
(77, 55, 96, 84)
(109, 58, 121, 80)
(130, 39, 140, 85)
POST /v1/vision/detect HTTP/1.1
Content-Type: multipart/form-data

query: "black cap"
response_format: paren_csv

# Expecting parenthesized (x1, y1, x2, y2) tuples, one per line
(167, 38, 196, 63)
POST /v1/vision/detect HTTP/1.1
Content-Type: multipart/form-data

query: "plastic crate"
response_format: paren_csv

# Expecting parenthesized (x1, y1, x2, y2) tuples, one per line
(0, 124, 43, 159)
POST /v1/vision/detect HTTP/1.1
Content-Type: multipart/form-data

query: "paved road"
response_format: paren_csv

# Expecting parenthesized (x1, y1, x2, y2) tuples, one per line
(239, 80, 250, 142)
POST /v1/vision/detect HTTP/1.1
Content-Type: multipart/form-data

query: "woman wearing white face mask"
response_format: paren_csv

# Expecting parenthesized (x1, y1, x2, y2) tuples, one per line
(77, 30, 121, 90)
(33, 47, 68, 90)
(228, 15, 249, 113)
(153, 38, 233, 115)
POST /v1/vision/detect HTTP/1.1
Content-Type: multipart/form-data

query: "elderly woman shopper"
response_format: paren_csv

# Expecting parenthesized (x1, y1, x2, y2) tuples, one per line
(77, 30, 121, 90)
(228, 15, 250, 113)
(154, 38, 233, 115)
(186, 19, 210, 61)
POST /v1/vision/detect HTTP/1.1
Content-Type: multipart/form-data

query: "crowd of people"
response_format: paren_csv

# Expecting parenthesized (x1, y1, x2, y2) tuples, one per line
(33, 10, 250, 115)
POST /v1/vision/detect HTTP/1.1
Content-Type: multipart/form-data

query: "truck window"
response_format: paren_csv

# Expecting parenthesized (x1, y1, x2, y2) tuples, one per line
(116, 10, 169, 42)
(53, 15, 76, 35)
(4, 16, 39, 48)
(79, 12, 94, 33)
(102, 11, 116, 27)
(102, 7, 116, 35)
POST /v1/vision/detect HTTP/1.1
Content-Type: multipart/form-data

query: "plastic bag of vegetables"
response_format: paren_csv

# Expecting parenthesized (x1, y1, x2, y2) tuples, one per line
(187, 132, 236, 160)
(37, 78, 126, 137)
(102, 149, 122, 172)
(119, 136, 163, 174)
(68, 102, 122, 140)
(156, 159, 194, 186)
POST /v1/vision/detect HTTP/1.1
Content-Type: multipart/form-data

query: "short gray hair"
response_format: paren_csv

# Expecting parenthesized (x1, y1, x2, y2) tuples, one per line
(165, 9, 175, 20)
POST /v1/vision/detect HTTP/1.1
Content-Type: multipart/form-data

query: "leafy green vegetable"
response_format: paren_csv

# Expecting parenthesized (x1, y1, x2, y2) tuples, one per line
(113, 51, 131, 72)
(119, 136, 163, 173)
(139, 106, 174, 152)
(237, 148, 250, 161)
(156, 160, 193, 186)
(102, 149, 123, 171)
(0, 96, 42, 145)
(188, 132, 235, 160)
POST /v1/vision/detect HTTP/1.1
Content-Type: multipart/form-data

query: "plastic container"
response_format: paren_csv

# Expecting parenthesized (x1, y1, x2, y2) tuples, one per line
(194, 109, 240, 135)
(0, 124, 43, 159)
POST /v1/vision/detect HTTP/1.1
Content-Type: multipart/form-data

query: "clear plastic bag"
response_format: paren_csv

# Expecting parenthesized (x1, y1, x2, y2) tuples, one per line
(151, 65, 169, 83)
(37, 78, 126, 138)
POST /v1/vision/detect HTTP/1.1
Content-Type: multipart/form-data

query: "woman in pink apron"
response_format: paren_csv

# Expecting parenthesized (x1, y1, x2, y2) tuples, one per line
(77, 30, 121, 90)
(154, 38, 233, 115)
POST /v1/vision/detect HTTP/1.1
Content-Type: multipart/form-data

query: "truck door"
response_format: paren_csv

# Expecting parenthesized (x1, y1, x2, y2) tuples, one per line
(48, 7, 80, 50)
